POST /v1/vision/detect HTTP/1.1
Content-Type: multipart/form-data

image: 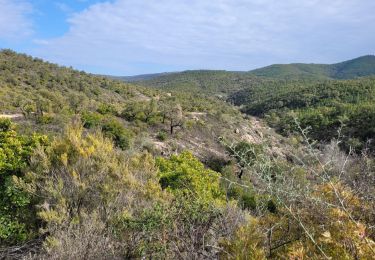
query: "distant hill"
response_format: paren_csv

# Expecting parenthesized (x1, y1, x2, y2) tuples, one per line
(114, 72, 177, 82)
(330, 55, 375, 79)
(250, 55, 375, 79)
(228, 76, 375, 151)
(118, 55, 375, 94)
(118, 70, 270, 96)
(249, 63, 330, 79)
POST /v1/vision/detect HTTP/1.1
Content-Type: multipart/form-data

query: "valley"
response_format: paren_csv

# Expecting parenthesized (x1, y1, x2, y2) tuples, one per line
(0, 50, 374, 259)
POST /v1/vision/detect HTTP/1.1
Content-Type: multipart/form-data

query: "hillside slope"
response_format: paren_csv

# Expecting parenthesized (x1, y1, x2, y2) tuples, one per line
(1, 50, 374, 259)
(229, 77, 375, 152)
(250, 55, 375, 79)
(0, 49, 296, 163)
(121, 56, 375, 95)
(123, 70, 270, 96)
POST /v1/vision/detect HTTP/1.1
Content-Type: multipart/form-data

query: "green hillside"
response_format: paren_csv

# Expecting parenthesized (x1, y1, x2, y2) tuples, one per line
(249, 63, 330, 79)
(229, 77, 375, 151)
(124, 55, 375, 153)
(249, 55, 375, 79)
(331, 55, 375, 79)
(0, 49, 251, 159)
(117, 72, 177, 82)
(125, 70, 270, 96)
(1, 50, 374, 259)
(123, 56, 375, 95)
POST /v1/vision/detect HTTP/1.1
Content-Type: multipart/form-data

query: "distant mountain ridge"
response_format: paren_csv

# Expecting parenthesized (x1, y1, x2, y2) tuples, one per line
(117, 70, 269, 95)
(115, 72, 178, 82)
(118, 55, 375, 81)
(116, 55, 375, 95)
(249, 55, 375, 79)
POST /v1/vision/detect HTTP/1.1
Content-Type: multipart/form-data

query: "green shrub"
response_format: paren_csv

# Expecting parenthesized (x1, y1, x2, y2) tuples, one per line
(226, 185, 257, 211)
(97, 103, 117, 115)
(0, 119, 47, 245)
(241, 194, 257, 211)
(156, 151, 225, 204)
(101, 119, 134, 150)
(81, 111, 103, 128)
(156, 131, 167, 141)
(229, 141, 264, 168)
(36, 114, 53, 124)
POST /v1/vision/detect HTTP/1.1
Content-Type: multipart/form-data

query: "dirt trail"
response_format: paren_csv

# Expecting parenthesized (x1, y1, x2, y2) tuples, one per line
(134, 90, 152, 102)
(0, 113, 23, 119)
(186, 112, 207, 116)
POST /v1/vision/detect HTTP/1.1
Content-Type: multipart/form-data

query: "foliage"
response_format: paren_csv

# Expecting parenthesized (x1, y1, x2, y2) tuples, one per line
(128, 70, 267, 95)
(96, 103, 117, 115)
(230, 77, 375, 152)
(156, 130, 167, 141)
(122, 56, 375, 97)
(0, 49, 141, 117)
(23, 123, 164, 258)
(16, 125, 247, 259)
(220, 218, 266, 260)
(0, 119, 47, 245)
(156, 151, 225, 204)
(229, 141, 264, 168)
(222, 137, 375, 259)
(249, 55, 375, 80)
(101, 118, 134, 150)
(81, 111, 103, 129)
(1, 49, 375, 259)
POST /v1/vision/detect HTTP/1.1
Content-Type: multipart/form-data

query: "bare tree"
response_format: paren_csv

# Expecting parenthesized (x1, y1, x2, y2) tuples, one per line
(167, 103, 183, 134)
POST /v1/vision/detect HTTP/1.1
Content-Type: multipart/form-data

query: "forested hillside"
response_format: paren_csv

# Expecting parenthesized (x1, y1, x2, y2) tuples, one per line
(125, 70, 270, 96)
(124, 55, 375, 153)
(229, 77, 375, 152)
(1, 50, 374, 259)
(249, 55, 375, 79)
(123, 56, 375, 95)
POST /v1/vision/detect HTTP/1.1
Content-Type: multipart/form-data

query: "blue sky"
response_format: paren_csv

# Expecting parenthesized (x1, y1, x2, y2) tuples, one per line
(1, 0, 374, 75)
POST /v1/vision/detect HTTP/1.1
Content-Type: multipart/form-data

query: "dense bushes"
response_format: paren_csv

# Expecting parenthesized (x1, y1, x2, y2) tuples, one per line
(4, 124, 255, 259)
(81, 112, 135, 150)
(1, 49, 375, 259)
(157, 151, 225, 204)
(230, 78, 375, 152)
(101, 119, 134, 150)
(0, 119, 47, 245)
(1, 119, 374, 259)
(22, 123, 163, 258)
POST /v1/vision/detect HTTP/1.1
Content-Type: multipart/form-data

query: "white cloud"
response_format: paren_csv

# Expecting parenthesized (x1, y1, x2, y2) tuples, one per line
(0, 0, 33, 40)
(55, 2, 74, 14)
(33, 0, 375, 74)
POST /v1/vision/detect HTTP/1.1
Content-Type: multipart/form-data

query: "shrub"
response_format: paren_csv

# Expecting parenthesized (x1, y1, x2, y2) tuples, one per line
(101, 119, 134, 150)
(226, 185, 257, 211)
(97, 103, 117, 115)
(229, 141, 264, 168)
(27, 123, 163, 258)
(81, 111, 102, 128)
(156, 131, 167, 141)
(36, 114, 53, 124)
(156, 151, 225, 204)
(241, 194, 257, 211)
(220, 218, 266, 259)
(0, 119, 47, 245)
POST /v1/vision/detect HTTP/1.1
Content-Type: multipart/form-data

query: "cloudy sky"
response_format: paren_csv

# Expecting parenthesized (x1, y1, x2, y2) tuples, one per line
(0, 0, 374, 75)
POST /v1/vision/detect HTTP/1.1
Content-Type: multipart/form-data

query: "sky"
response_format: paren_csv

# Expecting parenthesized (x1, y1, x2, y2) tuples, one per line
(0, 0, 374, 75)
